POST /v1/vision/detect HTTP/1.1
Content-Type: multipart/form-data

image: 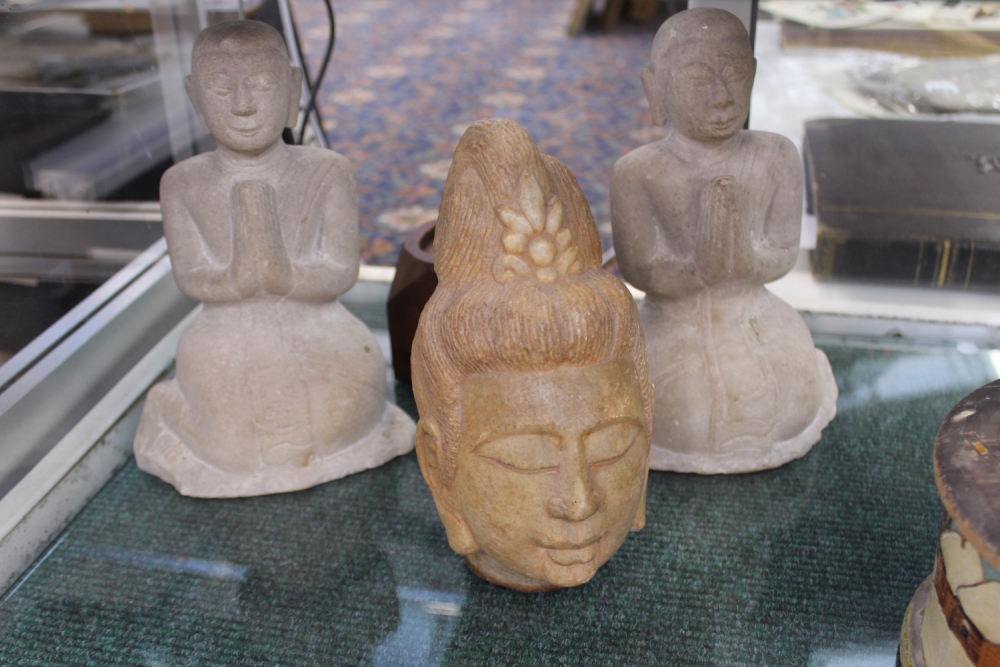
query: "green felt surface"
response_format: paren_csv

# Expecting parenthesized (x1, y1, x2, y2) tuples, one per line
(0, 341, 996, 666)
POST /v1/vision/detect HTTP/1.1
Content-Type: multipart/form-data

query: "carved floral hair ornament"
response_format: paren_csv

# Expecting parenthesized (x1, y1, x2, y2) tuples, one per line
(494, 174, 582, 285)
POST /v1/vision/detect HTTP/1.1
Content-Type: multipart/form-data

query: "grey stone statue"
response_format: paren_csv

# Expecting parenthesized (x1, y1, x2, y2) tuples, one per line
(134, 20, 414, 497)
(611, 8, 837, 474)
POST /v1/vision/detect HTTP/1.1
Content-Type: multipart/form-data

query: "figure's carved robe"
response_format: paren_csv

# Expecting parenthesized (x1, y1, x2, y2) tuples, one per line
(613, 132, 837, 473)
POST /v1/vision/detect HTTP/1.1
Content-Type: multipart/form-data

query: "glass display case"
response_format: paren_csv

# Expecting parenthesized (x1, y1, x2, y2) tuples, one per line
(3, 0, 1000, 664)
(0, 0, 325, 364)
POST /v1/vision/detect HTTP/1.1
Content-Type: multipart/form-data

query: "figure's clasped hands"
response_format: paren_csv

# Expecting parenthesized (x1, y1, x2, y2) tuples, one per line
(695, 175, 755, 286)
(229, 180, 295, 298)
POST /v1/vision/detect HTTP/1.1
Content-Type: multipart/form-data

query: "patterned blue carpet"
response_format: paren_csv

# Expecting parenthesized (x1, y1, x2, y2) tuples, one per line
(290, 0, 666, 264)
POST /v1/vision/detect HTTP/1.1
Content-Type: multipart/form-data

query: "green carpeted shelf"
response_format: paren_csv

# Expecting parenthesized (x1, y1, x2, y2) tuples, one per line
(0, 341, 992, 666)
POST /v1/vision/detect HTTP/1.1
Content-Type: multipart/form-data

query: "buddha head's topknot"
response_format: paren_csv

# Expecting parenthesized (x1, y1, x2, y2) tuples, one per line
(432, 118, 604, 287)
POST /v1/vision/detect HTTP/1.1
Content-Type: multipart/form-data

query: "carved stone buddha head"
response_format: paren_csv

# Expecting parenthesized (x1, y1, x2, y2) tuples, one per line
(412, 118, 652, 592)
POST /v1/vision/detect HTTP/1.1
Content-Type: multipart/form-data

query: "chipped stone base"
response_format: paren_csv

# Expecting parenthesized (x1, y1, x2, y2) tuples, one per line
(135, 403, 415, 498)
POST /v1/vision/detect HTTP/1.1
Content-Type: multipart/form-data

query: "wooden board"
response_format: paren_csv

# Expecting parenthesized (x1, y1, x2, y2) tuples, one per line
(568, 0, 598, 36)
(602, 0, 628, 29)
(782, 21, 1000, 58)
(629, 0, 661, 22)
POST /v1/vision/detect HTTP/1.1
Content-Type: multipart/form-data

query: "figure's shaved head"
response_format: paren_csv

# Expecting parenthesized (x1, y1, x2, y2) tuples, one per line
(650, 8, 750, 69)
(640, 8, 755, 138)
(185, 20, 301, 153)
(192, 20, 289, 70)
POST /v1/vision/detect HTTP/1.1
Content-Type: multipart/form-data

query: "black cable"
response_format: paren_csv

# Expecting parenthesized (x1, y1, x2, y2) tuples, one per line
(296, 0, 335, 145)
(283, 0, 317, 143)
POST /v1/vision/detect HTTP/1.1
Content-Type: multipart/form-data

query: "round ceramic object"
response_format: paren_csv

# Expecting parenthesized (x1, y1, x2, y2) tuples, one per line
(935, 379, 1000, 574)
(899, 379, 1000, 667)
(898, 576, 931, 667)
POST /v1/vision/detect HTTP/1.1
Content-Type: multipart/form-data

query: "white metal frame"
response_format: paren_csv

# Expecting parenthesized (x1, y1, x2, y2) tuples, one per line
(0, 245, 396, 596)
(0, 240, 195, 497)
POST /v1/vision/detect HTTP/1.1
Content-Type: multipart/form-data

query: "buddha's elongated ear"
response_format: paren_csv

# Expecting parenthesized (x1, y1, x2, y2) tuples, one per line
(184, 76, 212, 136)
(641, 67, 669, 127)
(286, 66, 303, 129)
(631, 460, 649, 532)
(415, 418, 478, 555)
(633, 382, 652, 532)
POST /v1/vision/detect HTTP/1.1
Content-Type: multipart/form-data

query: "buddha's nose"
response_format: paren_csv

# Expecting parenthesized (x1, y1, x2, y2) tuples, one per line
(231, 87, 256, 116)
(547, 450, 600, 522)
(710, 78, 734, 109)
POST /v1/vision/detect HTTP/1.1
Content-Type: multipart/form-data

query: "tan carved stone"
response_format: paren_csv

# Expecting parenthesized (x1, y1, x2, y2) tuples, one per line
(412, 118, 652, 592)
(133, 21, 414, 497)
(611, 8, 837, 474)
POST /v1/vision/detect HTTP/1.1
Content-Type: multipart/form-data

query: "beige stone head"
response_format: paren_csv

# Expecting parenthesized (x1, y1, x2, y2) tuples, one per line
(641, 8, 755, 142)
(412, 118, 652, 591)
(185, 20, 303, 154)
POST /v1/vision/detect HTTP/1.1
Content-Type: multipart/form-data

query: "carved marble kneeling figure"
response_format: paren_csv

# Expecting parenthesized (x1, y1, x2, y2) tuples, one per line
(413, 119, 652, 592)
(134, 21, 414, 497)
(611, 8, 837, 474)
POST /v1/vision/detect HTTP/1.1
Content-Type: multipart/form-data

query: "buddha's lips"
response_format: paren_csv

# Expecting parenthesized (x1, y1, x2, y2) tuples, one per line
(545, 541, 600, 566)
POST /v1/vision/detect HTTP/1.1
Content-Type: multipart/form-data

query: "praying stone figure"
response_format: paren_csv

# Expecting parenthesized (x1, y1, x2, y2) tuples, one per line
(611, 8, 837, 474)
(134, 20, 415, 497)
(412, 118, 653, 592)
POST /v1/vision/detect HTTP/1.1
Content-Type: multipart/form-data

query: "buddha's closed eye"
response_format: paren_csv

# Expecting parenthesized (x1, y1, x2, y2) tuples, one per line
(682, 64, 715, 85)
(722, 61, 752, 83)
(586, 420, 640, 466)
(205, 74, 235, 95)
(247, 73, 278, 93)
(476, 420, 641, 473)
(477, 433, 560, 473)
